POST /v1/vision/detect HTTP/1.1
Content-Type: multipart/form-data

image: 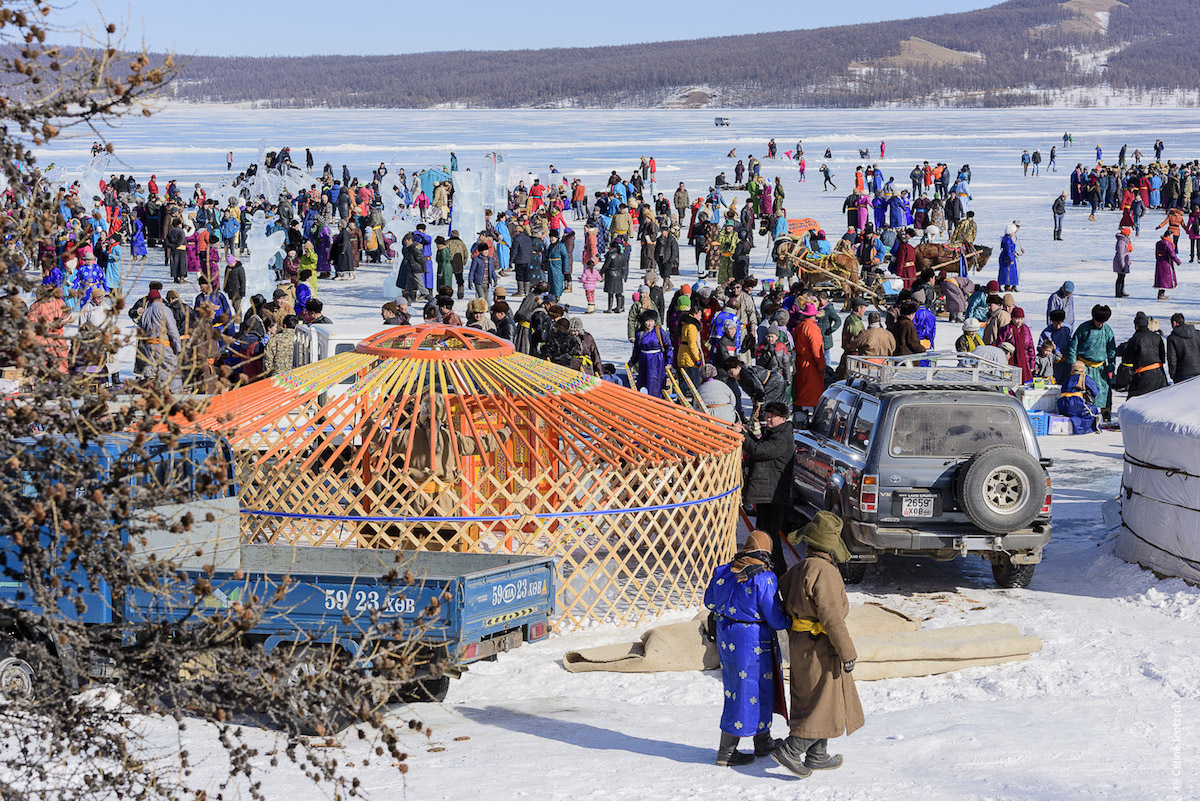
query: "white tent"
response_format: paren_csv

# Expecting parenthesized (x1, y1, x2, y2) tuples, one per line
(1117, 377, 1200, 584)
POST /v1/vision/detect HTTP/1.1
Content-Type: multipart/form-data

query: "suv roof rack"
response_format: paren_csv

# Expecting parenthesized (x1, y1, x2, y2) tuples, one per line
(845, 351, 1020, 391)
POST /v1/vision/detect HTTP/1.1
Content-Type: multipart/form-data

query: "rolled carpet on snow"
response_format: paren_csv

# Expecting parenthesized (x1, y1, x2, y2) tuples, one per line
(847, 623, 1043, 681)
(561, 605, 920, 674)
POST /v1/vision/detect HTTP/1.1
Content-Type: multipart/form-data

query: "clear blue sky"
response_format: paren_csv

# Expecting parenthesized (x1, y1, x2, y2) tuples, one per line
(56, 0, 1000, 57)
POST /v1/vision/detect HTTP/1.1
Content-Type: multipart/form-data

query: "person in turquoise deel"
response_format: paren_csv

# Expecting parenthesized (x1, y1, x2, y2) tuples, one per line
(703, 529, 791, 767)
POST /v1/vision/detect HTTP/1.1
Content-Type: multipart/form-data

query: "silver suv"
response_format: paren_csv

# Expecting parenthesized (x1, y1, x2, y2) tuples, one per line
(792, 353, 1052, 588)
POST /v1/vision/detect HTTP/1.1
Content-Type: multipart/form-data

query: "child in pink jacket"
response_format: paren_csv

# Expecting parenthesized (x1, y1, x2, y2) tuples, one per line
(580, 259, 601, 314)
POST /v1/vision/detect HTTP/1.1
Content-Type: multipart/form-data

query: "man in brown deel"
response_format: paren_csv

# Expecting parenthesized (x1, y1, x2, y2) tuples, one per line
(773, 511, 864, 778)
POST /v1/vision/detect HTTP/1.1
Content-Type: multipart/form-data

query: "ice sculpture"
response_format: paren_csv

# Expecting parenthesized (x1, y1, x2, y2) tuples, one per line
(243, 210, 286, 301)
(481, 151, 509, 213)
(451, 170, 484, 243)
(381, 217, 417, 301)
(77, 154, 109, 202)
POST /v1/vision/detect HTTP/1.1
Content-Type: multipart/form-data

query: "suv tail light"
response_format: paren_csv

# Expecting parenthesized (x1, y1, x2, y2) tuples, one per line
(1040, 475, 1052, 515)
(860, 475, 878, 514)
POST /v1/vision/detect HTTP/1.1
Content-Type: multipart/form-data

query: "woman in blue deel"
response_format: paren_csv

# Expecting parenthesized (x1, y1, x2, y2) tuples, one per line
(704, 529, 791, 767)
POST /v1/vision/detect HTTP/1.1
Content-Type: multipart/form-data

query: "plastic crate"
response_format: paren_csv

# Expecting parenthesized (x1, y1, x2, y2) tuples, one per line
(1027, 410, 1050, 436)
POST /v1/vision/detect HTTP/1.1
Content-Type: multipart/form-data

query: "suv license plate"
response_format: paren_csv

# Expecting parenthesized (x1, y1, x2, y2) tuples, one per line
(901, 494, 936, 517)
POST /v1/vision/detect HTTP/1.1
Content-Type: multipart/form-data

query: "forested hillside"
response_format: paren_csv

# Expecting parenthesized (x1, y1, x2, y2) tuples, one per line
(161, 0, 1199, 108)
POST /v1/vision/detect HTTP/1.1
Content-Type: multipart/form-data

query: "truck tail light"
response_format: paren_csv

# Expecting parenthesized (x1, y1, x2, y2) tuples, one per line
(860, 475, 878, 514)
(528, 622, 548, 642)
(1040, 475, 1052, 515)
(461, 643, 478, 661)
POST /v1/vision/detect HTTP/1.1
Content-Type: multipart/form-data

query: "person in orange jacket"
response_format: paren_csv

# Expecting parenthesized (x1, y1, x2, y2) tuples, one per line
(792, 302, 825, 412)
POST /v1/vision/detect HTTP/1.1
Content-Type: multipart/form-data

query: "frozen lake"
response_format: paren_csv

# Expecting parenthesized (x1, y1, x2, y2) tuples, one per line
(35, 105, 1200, 364)
(32, 106, 1200, 800)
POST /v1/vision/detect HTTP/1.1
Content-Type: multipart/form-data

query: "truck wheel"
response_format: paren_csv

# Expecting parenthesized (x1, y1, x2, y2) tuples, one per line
(0, 656, 35, 699)
(396, 674, 451, 703)
(414, 675, 450, 703)
(955, 445, 1044, 535)
(838, 561, 868, 585)
(281, 647, 352, 736)
(992, 555, 1036, 589)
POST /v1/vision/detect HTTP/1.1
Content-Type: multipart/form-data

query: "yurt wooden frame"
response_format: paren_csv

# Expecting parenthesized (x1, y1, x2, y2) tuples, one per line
(186, 326, 743, 630)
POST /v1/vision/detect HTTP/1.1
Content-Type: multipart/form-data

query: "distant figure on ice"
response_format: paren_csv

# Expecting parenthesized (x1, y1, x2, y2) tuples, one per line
(879, 141, 885, 159)
(820, 164, 835, 191)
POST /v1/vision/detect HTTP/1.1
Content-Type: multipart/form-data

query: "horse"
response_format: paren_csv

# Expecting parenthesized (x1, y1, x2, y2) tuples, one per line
(787, 245, 873, 308)
(913, 242, 993, 275)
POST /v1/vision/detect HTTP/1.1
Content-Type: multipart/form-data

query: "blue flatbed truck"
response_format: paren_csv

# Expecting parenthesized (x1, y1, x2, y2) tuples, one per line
(0, 433, 555, 710)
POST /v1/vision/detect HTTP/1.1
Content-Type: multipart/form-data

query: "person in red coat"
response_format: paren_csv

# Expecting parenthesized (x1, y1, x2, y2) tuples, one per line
(893, 235, 917, 289)
(998, 306, 1036, 382)
(792, 302, 826, 411)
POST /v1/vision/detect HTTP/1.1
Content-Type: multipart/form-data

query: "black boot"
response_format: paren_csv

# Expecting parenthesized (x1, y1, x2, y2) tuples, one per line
(804, 739, 843, 770)
(770, 736, 814, 778)
(753, 731, 781, 756)
(716, 733, 755, 767)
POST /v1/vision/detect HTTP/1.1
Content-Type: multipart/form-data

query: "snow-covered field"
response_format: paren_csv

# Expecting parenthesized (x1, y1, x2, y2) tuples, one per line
(33, 107, 1200, 799)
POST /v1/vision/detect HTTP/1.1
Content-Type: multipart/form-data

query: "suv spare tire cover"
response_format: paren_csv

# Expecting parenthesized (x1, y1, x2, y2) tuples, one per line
(954, 444, 1044, 535)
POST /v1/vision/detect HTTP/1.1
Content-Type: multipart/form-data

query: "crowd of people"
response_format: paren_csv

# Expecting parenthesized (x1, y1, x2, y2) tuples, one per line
(20, 134, 1197, 439)
(1060, 144, 1200, 302)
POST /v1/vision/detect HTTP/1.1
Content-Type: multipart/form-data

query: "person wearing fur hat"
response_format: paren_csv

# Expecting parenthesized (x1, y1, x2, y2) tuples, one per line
(1122, 312, 1168, 398)
(703, 528, 792, 767)
(631, 309, 672, 398)
(1057, 360, 1102, 433)
(956, 316, 984, 352)
(570, 316, 603, 376)
(1066, 304, 1116, 420)
(1041, 309, 1072, 385)
(602, 237, 628, 313)
(890, 299, 925, 356)
(465, 297, 495, 332)
(1154, 228, 1181, 301)
(998, 222, 1020, 292)
(773, 511, 864, 778)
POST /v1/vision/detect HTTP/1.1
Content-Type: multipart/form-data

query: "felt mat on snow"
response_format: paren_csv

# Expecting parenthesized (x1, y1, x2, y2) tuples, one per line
(561, 605, 919, 674)
(845, 623, 1042, 682)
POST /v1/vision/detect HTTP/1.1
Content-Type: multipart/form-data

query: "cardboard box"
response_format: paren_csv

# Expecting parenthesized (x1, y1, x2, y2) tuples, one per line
(1048, 415, 1073, 435)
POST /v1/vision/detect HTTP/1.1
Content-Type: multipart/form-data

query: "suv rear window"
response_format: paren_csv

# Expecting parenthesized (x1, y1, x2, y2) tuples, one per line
(888, 402, 1024, 457)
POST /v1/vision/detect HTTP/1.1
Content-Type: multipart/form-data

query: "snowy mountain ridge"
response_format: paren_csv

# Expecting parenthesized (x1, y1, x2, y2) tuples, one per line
(160, 0, 1194, 109)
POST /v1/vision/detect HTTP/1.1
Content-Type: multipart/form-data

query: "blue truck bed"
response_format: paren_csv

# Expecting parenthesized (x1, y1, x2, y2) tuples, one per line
(131, 546, 556, 668)
(0, 432, 556, 708)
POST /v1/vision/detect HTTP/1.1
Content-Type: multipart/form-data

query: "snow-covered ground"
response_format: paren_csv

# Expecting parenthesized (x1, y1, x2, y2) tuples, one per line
(32, 108, 1200, 799)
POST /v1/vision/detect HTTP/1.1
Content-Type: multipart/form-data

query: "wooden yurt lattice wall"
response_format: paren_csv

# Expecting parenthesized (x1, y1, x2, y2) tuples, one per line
(188, 326, 743, 629)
